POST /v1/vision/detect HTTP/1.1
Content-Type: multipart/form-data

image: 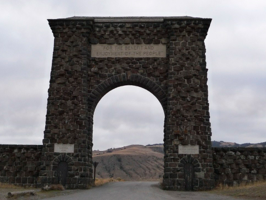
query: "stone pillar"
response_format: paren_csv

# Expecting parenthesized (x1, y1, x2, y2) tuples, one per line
(39, 19, 94, 188)
(163, 19, 214, 190)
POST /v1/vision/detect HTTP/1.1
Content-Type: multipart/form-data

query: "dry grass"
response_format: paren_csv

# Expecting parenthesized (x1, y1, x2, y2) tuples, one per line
(210, 181, 266, 199)
(94, 178, 124, 187)
(0, 183, 38, 200)
(41, 184, 65, 191)
(0, 183, 23, 189)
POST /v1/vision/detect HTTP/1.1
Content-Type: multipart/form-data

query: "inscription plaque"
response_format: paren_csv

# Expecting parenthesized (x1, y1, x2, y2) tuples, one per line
(54, 144, 74, 153)
(178, 145, 199, 154)
(91, 44, 166, 58)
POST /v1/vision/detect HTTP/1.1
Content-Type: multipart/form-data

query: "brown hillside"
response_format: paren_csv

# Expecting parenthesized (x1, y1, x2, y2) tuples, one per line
(93, 141, 266, 180)
(93, 145, 164, 180)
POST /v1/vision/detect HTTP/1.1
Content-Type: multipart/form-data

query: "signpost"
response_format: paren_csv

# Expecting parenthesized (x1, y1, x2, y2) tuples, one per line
(93, 162, 99, 183)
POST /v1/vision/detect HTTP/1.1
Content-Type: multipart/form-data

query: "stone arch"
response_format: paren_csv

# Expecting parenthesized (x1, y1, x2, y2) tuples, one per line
(52, 155, 74, 186)
(52, 154, 74, 167)
(40, 16, 214, 190)
(179, 155, 201, 191)
(88, 73, 167, 117)
(87, 73, 167, 157)
(179, 155, 201, 168)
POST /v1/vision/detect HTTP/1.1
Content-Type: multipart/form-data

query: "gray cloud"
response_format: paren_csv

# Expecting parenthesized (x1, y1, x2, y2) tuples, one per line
(0, 1, 265, 149)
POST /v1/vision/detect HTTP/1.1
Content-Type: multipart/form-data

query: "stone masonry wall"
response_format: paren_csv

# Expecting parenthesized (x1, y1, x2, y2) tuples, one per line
(40, 17, 215, 190)
(213, 147, 266, 186)
(0, 144, 265, 188)
(0, 145, 42, 186)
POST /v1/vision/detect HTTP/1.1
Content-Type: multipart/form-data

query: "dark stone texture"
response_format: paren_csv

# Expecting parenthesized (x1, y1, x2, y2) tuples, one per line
(0, 145, 42, 187)
(42, 16, 214, 190)
(212, 147, 266, 187)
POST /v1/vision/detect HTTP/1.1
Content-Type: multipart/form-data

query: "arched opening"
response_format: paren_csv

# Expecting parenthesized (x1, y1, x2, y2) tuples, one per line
(93, 86, 164, 150)
(184, 163, 194, 191)
(92, 85, 165, 180)
(57, 161, 68, 186)
(179, 156, 202, 191)
(52, 154, 73, 187)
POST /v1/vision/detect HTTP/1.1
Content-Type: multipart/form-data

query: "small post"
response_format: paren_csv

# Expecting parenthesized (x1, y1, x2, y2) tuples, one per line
(93, 162, 99, 182)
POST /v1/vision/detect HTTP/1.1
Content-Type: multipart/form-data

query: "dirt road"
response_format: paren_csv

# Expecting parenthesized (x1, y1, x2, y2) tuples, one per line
(42, 182, 246, 200)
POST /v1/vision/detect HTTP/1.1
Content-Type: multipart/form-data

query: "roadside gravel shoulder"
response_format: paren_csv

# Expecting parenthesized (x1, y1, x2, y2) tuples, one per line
(0, 188, 80, 200)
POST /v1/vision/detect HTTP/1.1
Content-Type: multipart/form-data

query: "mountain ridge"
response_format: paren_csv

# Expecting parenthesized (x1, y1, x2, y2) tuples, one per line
(93, 141, 266, 180)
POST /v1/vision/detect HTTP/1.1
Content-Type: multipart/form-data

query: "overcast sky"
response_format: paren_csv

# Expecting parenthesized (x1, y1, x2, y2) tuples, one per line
(0, 0, 265, 150)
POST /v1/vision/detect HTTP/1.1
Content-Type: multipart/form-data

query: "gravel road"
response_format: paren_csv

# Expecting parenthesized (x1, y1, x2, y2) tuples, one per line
(42, 181, 246, 200)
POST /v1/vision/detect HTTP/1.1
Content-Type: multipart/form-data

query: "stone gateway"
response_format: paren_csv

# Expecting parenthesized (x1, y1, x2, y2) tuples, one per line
(40, 16, 214, 190)
(0, 17, 266, 190)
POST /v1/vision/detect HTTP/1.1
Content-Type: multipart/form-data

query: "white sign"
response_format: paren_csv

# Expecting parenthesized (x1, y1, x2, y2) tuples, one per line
(178, 145, 199, 154)
(91, 44, 166, 58)
(54, 144, 74, 153)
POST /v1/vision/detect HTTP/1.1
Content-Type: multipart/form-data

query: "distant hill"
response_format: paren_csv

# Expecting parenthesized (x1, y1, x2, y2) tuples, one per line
(147, 141, 266, 148)
(93, 141, 266, 180)
(212, 141, 266, 148)
(93, 145, 163, 180)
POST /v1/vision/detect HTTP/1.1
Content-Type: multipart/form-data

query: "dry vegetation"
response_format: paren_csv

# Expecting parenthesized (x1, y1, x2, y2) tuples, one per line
(0, 183, 80, 200)
(0, 183, 24, 189)
(210, 181, 266, 199)
(94, 178, 124, 187)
